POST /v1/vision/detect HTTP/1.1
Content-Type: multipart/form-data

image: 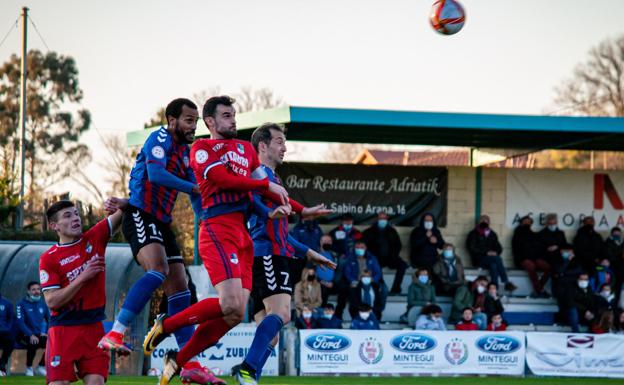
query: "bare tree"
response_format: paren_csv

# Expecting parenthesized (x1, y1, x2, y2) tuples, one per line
(324, 143, 365, 163)
(235, 87, 284, 113)
(100, 135, 135, 198)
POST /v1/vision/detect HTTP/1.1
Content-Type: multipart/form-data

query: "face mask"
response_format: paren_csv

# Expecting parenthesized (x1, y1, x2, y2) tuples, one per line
(477, 285, 486, 294)
(323, 313, 333, 319)
(418, 275, 429, 284)
(578, 280, 589, 289)
(29, 295, 41, 301)
(561, 251, 571, 259)
(493, 320, 502, 327)
(488, 291, 497, 297)
(548, 224, 557, 231)
(359, 311, 370, 320)
(355, 248, 366, 257)
(377, 219, 388, 229)
(343, 224, 353, 232)
(361, 277, 372, 286)
(601, 291, 612, 299)
(303, 312, 312, 319)
(479, 222, 489, 229)
(443, 249, 454, 259)
(321, 244, 332, 251)
(307, 274, 316, 282)
(613, 235, 622, 242)
(424, 221, 434, 230)
(431, 315, 440, 321)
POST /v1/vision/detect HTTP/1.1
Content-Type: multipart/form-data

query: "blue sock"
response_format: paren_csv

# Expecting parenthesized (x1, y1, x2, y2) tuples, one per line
(256, 345, 275, 380)
(118, 270, 166, 326)
(168, 290, 193, 348)
(243, 314, 283, 372)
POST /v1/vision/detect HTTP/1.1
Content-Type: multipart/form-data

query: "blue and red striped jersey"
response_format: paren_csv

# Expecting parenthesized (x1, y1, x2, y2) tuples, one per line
(128, 127, 195, 223)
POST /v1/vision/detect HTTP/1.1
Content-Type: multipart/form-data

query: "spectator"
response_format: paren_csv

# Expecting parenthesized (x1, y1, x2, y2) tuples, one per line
(606, 227, 624, 299)
(415, 304, 446, 331)
(344, 242, 386, 315)
(551, 245, 583, 327)
(362, 212, 407, 294)
(294, 267, 323, 317)
(0, 293, 14, 376)
(538, 213, 568, 265)
(487, 313, 507, 331)
(513, 216, 551, 298)
(409, 212, 445, 270)
(450, 275, 489, 329)
(573, 216, 606, 273)
(455, 308, 479, 331)
(484, 283, 505, 322)
(329, 213, 363, 258)
(566, 272, 599, 333)
(329, 245, 351, 320)
(294, 305, 317, 330)
(316, 304, 342, 329)
(291, 218, 324, 252)
(591, 309, 615, 334)
(590, 258, 615, 292)
(466, 215, 517, 292)
(16, 281, 49, 377)
(317, 235, 338, 305)
(350, 304, 380, 330)
(615, 311, 624, 334)
(404, 268, 436, 324)
(432, 243, 466, 296)
(348, 270, 383, 320)
(595, 283, 617, 311)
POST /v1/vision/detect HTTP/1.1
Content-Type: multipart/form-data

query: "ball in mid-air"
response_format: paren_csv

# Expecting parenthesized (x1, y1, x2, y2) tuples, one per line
(430, 0, 465, 35)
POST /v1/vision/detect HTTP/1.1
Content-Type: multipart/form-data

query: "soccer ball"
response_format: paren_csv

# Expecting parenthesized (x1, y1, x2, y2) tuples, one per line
(429, 0, 465, 35)
(147, 367, 161, 377)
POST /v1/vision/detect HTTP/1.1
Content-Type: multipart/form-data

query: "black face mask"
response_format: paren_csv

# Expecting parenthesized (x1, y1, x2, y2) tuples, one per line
(479, 222, 489, 229)
(307, 275, 316, 282)
(321, 244, 332, 251)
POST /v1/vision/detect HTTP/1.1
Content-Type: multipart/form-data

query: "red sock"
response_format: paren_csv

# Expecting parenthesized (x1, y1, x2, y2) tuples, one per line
(177, 317, 231, 366)
(163, 297, 223, 334)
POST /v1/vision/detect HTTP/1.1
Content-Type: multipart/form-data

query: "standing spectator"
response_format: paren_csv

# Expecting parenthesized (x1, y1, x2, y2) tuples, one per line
(450, 275, 489, 329)
(16, 281, 49, 376)
(0, 293, 14, 376)
(404, 269, 436, 324)
(294, 306, 316, 330)
(290, 218, 324, 252)
(466, 215, 517, 292)
(513, 216, 551, 298)
(348, 270, 383, 320)
(455, 308, 479, 331)
(605, 227, 624, 299)
(316, 235, 338, 306)
(591, 310, 615, 334)
(484, 283, 505, 322)
(329, 213, 363, 258)
(294, 267, 323, 317)
(487, 313, 507, 331)
(409, 213, 445, 270)
(350, 304, 380, 330)
(552, 245, 583, 327)
(415, 304, 446, 331)
(316, 304, 342, 329)
(538, 213, 568, 265)
(574, 216, 606, 273)
(432, 243, 466, 297)
(362, 212, 407, 294)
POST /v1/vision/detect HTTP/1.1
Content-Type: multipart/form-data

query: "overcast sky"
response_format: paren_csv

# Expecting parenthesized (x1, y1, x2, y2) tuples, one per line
(1, 0, 623, 200)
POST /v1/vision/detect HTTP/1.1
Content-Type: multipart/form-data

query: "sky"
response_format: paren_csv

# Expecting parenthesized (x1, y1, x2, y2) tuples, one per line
(0, 0, 623, 201)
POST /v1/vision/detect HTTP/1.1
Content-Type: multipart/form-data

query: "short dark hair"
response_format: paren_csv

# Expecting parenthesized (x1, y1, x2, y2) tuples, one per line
(46, 200, 75, 223)
(202, 95, 235, 118)
(611, 227, 622, 234)
(324, 303, 335, 310)
(341, 213, 354, 221)
(462, 307, 473, 314)
(358, 304, 372, 312)
(475, 275, 489, 283)
(165, 98, 197, 121)
(421, 304, 442, 315)
(27, 281, 40, 289)
(251, 123, 285, 152)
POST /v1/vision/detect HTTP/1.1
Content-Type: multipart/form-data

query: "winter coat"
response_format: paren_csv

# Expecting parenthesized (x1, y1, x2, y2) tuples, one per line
(316, 316, 343, 329)
(350, 313, 380, 330)
(432, 255, 466, 295)
(484, 294, 505, 320)
(294, 269, 323, 316)
(538, 227, 568, 264)
(466, 227, 503, 267)
(0, 296, 14, 334)
(329, 225, 363, 257)
(415, 314, 446, 331)
(16, 297, 50, 337)
(407, 280, 436, 309)
(512, 224, 543, 266)
(455, 321, 478, 331)
(409, 213, 445, 269)
(290, 220, 324, 252)
(343, 252, 382, 285)
(573, 225, 606, 270)
(362, 222, 403, 267)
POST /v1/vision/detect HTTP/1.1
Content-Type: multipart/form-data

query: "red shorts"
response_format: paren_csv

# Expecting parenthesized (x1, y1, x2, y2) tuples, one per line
(199, 212, 254, 290)
(46, 322, 109, 383)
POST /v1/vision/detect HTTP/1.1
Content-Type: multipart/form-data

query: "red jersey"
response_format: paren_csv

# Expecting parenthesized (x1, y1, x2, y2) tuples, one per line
(190, 138, 263, 219)
(39, 219, 111, 326)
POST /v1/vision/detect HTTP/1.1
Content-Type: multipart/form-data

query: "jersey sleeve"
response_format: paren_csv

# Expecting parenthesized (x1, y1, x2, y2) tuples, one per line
(144, 130, 171, 166)
(249, 144, 261, 172)
(39, 253, 61, 292)
(190, 140, 222, 180)
(84, 218, 112, 249)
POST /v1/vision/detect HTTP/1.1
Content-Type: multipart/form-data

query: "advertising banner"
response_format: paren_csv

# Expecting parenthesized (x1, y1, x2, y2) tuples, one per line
(526, 332, 624, 378)
(299, 330, 524, 375)
(149, 326, 278, 376)
(278, 163, 447, 226)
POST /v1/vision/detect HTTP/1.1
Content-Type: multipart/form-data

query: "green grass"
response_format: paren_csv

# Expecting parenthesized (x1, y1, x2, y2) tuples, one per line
(1, 376, 622, 385)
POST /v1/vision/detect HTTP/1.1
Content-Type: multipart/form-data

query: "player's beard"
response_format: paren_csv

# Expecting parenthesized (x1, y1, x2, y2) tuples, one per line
(218, 126, 237, 139)
(175, 126, 194, 144)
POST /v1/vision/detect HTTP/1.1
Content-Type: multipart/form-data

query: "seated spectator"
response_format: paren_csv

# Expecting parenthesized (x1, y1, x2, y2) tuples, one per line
(17, 281, 49, 377)
(513, 216, 551, 298)
(591, 309, 615, 334)
(329, 213, 363, 258)
(294, 267, 323, 317)
(450, 275, 489, 330)
(538, 213, 568, 266)
(432, 243, 466, 296)
(564, 272, 599, 333)
(415, 304, 446, 331)
(316, 304, 342, 329)
(484, 282, 505, 322)
(363, 212, 407, 294)
(350, 304, 380, 330)
(615, 311, 624, 335)
(466, 215, 517, 292)
(595, 283, 617, 311)
(291, 218, 324, 252)
(487, 313, 507, 331)
(344, 242, 386, 314)
(404, 268, 436, 324)
(573, 216, 605, 273)
(455, 308, 479, 331)
(317, 235, 338, 305)
(0, 292, 14, 376)
(295, 305, 317, 329)
(348, 270, 383, 321)
(410, 212, 445, 270)
(590, 258, 615, 292)
(605, 227, 624, 300)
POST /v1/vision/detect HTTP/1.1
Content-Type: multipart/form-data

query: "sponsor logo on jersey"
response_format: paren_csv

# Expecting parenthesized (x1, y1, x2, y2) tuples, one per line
(236, 143, 245, 154)
(86, 242, 93, 254)
(195, 149, 209, 164)
(60, 254, 81, 266)
(39, 270, 49, 284)
(51, 356, 61, 367)
(230, 253, 239, 265)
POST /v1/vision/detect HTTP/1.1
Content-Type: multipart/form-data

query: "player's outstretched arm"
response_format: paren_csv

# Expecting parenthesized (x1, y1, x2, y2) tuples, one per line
(147, 161, 197, 195)
(43, 256, 105, 311)
(104, 196, 128, 233)
(305, 249, 337, 271)
(251, 194, 292, 219)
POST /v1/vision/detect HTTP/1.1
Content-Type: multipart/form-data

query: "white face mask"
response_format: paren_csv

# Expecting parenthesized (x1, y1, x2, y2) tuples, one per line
(424, 221, 434, 230)
(601, 291, 612, 299)
(548, 224, 557, 231)
(303, 312, 312, 319)
(359, 311, 370, 320)
(361, 277, 372, 286)
(477, 285, 486, 294)
(578, 280, 589, 289)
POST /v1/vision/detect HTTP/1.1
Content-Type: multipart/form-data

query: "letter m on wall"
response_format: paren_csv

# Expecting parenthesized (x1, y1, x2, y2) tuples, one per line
(594, 174, 624, 210)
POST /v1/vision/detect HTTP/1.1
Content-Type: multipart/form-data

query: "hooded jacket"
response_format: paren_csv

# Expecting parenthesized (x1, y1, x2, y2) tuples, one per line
(409, 213, 445, 269)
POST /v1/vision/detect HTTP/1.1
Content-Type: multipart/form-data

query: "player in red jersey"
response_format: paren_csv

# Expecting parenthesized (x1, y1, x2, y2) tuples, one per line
(39, 200, 122, 385)
(144, 96, 327, 385)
